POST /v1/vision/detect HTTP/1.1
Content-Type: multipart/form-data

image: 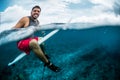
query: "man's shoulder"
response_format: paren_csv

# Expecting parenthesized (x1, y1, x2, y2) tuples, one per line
(20, 16, 29, 22)
(21, 16, 29, 20)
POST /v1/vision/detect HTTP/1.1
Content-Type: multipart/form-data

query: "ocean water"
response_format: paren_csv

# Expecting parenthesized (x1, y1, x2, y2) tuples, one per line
(0, 23, 120, 80)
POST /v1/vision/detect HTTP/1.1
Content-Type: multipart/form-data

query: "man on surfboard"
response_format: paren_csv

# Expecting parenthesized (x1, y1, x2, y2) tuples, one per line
(13, 5, 60, 72)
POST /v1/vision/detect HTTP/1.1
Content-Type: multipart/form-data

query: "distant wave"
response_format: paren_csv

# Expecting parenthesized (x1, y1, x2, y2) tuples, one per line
(0, 23, 120, 46)
(0, 26, 35, 46)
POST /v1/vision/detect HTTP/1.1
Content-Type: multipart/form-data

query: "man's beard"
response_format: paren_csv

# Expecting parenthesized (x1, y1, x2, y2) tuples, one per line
(32, 14, 39, 19)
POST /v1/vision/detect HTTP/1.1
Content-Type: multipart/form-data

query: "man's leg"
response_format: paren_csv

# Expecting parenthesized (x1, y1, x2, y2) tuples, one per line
(38, 37, 50, 59)
(29, 39, 49, 63)
(29, 39, 61, 72)
(40, 43, 50, 59)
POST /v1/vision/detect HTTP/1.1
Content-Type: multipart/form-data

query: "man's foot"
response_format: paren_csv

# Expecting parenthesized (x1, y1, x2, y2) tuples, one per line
(45, 62, 61, 72)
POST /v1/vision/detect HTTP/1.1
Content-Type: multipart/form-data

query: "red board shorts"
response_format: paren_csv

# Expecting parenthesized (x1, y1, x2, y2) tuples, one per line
(17, 37, 38, 55)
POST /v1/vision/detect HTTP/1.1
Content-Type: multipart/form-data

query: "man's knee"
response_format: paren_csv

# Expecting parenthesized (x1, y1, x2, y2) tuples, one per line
(29, 39, 38, 48)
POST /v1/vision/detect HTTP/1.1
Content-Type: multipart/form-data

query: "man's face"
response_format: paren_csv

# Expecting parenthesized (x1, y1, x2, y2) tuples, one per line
(31, 8, 41, 19)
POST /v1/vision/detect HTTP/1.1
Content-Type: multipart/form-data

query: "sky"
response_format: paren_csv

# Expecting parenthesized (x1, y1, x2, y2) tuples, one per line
(0, 0, 120, 30)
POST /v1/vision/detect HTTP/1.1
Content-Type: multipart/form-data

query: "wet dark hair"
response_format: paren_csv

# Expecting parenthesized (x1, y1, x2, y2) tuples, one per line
(32, 5, 41, 11)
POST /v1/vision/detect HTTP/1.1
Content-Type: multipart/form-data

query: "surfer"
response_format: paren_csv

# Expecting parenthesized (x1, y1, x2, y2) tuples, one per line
(13, 5, 60, 72)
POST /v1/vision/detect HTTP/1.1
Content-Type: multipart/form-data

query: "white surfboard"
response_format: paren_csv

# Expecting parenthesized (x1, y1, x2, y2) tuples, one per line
(8, 29, 59, 66)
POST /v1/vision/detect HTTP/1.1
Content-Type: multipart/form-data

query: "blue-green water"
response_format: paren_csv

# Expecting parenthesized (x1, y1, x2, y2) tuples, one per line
(0, 23, 120, 80)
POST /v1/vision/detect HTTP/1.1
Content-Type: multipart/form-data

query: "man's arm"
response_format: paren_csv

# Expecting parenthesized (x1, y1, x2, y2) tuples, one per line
(13, 17, 28, 28)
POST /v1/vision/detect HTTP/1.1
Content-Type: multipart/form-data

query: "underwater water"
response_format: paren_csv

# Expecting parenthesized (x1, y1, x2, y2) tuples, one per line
(0, 23, 120, 80)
